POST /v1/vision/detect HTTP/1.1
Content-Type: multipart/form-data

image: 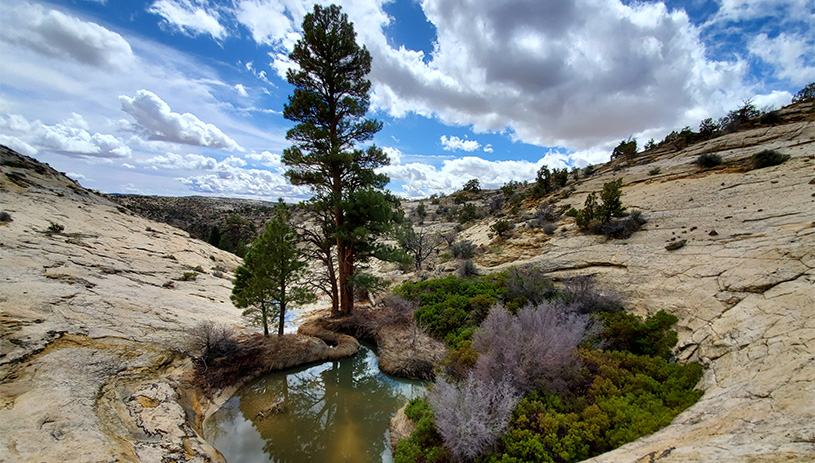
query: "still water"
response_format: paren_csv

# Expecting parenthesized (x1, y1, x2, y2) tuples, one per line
(203, 344, 427, 463)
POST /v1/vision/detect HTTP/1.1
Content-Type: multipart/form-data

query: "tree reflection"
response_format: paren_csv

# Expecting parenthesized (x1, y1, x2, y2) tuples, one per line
(226, 345, 425, 463)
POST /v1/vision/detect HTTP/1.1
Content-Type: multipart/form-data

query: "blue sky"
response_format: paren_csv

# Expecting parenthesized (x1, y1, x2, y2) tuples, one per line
(1, 0, 812, 200)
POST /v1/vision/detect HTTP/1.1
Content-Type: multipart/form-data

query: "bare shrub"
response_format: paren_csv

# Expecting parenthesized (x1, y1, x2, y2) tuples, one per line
(428, 373, 520, 461)
(528, 202, 559, 228)
(191, 321, 237, 362)
(560, 275, 623, 314)
(473, 303, 588, 393)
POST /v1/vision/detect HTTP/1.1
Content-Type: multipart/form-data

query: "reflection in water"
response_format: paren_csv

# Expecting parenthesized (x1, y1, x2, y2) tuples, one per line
(204, 344, 426, 463)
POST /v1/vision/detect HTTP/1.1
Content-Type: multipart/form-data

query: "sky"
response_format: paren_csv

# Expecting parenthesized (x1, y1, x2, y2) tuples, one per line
(0, 0, 813, 201)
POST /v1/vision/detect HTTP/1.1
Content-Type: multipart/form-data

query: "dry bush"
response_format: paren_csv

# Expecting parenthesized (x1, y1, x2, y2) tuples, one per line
(473, 303, 588, 393)
(560, 275, 623, 314)
(428, 373, 520, 461)
(190, 321, 237, 361)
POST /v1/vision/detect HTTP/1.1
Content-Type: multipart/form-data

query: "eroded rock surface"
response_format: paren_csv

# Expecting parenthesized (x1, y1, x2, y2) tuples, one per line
(0, 146, 242, 462)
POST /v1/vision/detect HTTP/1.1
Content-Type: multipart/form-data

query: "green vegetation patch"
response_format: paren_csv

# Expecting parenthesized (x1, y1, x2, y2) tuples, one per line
(393, 272, 703, 463)
(490, 350, 702, 463)
(394, 275, 504, 347)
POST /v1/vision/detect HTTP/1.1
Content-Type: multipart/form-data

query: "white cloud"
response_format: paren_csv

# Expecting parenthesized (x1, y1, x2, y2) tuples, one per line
(382, 146, 402, 165)
(234, 84, 249, 97)
(228, 0, 756, 153)
(0, 0, 133, 69)
(381, 153, 569, 198)
(138, 152, 246, 171)
(483, 144, 493, 153)
(0, 114, 131, 158)
(120, 89, 243, 151)
(749, 33, 815, 85)
(177, 168, 309, 200)
(0, 135, 38, 156)
(440, 135, 481, 152)
(148, 0, 226, 40)
(245, 151, 284, 169)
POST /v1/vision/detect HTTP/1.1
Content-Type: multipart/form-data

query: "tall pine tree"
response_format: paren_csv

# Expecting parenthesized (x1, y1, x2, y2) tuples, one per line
(283, 4, 400, 315)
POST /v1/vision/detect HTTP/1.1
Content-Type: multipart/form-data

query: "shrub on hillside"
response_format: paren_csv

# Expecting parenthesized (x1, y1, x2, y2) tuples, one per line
(696, 152, 722, 168)
(491, 219, 514, 238)
(47, 222, 64, 233)
(451, 239, 476, 259)
(500, 265, 556, 310)
(752, 149, 789, 169)
(560, 275, 623, 314)
(0, 211, 12, 223)
(593, 210, 646, 239)
(792, 82, 815, 103)
(458, 203, 480, 223)
(456, 259, 479, 278)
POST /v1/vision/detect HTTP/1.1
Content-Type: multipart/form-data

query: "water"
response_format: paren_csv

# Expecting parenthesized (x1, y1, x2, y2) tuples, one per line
(203, 344, 427, 463)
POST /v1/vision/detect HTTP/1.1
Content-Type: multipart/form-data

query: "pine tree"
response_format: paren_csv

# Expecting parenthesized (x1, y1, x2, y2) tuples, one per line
(231, 200, 314, 336)
(283, 4, 399, 315)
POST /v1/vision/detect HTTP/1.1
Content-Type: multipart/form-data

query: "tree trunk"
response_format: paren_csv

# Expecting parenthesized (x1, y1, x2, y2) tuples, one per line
(337, 242, 354, 315)
(261, 301, 269, 337)
(328, 261, 339, 316)
(278, 281, 286, 337)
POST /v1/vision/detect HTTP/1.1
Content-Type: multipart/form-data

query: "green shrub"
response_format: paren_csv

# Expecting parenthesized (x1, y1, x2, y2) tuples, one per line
(752, 149, 789, 169)
(395, 398, 450, 463)
(597, 310, 679, 359)
(695, 152, 722, 168)
(0, 211, 12, 223)
(491, 219, 514, 238)
(451, 240, 476, 259)
(181, 271, 199, 281)
(47, 222, 65, 233)
(611, 138, 637, 162)
(489, 350, 702, 463)
(458, 203, 480, 223)
(462, 178, 481, 193)
(394, 275, 503, 346)
(456, 259, 479, 278)
(648, 167, 661, 176)
(564, 207, 578, 217)
(543, 223, 557, 235)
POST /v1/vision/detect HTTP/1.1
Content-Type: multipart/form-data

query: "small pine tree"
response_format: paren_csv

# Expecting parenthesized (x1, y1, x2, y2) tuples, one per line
(231, 200, 314, 336)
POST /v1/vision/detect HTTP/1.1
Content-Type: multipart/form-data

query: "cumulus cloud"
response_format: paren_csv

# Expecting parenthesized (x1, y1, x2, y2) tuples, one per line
(148, 0, 226, 39)
(228, 0, 754, 152)
(0, 114, 131, 158)
(381, 153, 569, 198)
(483, 144, 493, 153)
(177, 168, 309, 199)
(440, 135, 481, 152)
(749, 33, 815, 85)
(138, 152, 246, 171)
(245, 151, 284, 169)
(120, 89, 243, 151)
(0, 0, 133, 69)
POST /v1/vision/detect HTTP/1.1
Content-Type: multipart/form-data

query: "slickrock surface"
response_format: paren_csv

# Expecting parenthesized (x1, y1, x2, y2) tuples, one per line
(464, 110, 815, 462)
(0, 147, 244, 462)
